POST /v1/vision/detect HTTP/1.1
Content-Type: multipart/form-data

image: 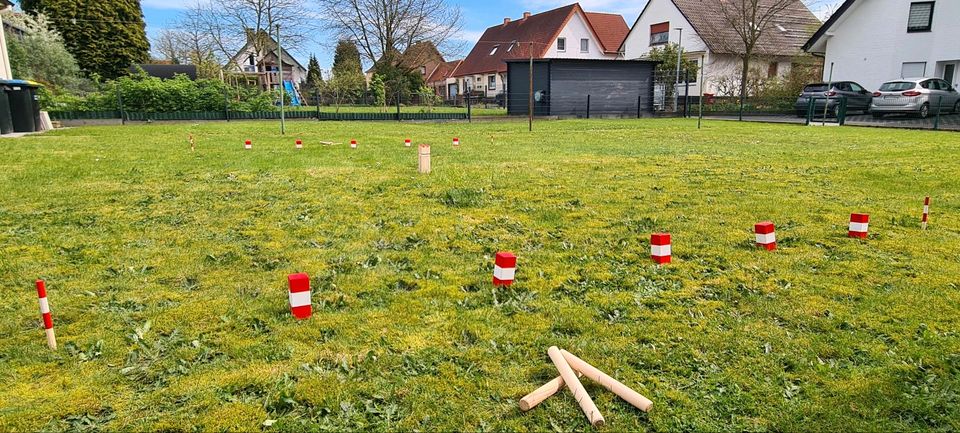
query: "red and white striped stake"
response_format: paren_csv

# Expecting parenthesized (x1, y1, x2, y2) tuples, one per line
(288, 273, 311, 320)
(350, 139, 357, 149)
(244, 139, 252, 150)
(755, 221, 777, 251)
(651, 233, 671, 264)
(404, 139, 412, 147)
(849, 213, 869, 238)
(922, 196, 930, 230)
(295, 139, 303, 149)
(493, 252, 516, 286)
(453, 137, 460, 147)
(36, 280, 56, 350)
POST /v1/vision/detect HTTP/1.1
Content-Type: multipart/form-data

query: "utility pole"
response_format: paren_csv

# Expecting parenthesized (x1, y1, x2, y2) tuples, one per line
(277, 24, 286, 135)
(698, 54, 705, 129)
(528, 42, 534, 132)
(673, 27, 683, 113)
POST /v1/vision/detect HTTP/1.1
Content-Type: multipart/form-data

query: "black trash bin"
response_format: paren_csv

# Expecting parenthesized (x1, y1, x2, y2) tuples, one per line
(5, 80, 41, 133)
(0, 82, 13, 135)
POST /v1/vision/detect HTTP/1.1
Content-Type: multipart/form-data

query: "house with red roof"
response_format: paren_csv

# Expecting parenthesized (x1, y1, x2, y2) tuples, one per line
(454, 3, 628, 99)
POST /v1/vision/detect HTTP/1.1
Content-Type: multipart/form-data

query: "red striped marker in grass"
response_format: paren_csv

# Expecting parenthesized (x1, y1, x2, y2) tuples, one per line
(848, 213, 869, 238)
(244, 140, 252, 150)
(651, 233, 671, 264)
(36, 280, 56, 350)
(295, 139, 303, 149)
(755, 221, 777, 251)
(350, 139, 358, 149)
(493, 252, 516, 287)
(288, 273, 311, 320)
(922, 196, 930, 230)
(404, 139, 412, 147)
(453, 137, 460, 147)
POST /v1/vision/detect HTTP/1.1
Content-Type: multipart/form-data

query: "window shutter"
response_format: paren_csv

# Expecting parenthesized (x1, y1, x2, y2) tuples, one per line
(907, 2, 933, 31)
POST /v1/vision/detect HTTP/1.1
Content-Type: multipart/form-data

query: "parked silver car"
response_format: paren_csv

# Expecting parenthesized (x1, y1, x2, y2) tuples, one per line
(870, 78, 960, 118)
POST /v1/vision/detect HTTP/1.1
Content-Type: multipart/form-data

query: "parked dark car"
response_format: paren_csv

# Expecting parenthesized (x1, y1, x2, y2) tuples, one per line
(870, 78, 960, 118)
(795, 81, 873, 117)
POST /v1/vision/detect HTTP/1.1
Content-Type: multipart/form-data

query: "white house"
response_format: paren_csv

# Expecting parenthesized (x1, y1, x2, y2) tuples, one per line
(621, 0, 821, 97)
(454, 3, 628, 98)
(803, 0, 959, 91)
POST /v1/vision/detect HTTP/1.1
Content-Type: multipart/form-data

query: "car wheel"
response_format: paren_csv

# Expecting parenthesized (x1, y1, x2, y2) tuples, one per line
(954, 101, 960, 114)
(918, 103, 930, 119)
(832, 105, 842, 118)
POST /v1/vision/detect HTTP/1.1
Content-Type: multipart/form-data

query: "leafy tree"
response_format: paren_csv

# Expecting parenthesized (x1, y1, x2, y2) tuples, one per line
(331, 40, 365, 97)
(369, 53, 424, 104)
(3, 12, 89, 93)
(647, 43, 699, 103)
(370, 74, 386, 110)
(23, 0, 150, 79)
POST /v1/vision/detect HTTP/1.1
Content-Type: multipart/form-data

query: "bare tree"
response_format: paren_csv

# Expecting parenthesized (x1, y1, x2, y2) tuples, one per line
(315, 0, 463, 66)
(152, 29, 188, 63)
(698, 0, 828, 118)
(180, 0, 315, 71)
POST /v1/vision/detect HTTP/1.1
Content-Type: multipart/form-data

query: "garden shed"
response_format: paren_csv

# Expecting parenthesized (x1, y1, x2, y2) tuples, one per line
(506, 59, 659, 117)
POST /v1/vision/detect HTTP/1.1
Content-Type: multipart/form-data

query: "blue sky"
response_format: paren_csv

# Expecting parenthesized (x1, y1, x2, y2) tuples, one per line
(139, 0, 842, 70)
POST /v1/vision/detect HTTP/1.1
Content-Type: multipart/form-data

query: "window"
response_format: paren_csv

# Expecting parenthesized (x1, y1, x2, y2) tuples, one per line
(488, 75, 496, 90)
(420, 66, 427, 75)
(767, 62, 779, 78)
(508, 40, 517, 52)
(557, 38, 566, 52)
(907, 2, 934, 32)
(650, 22, 669, 46)
(579, 38, 589, 53)
(688, 59, 698, 83)
(849, 82, 864, 93)
(901, 61, 927, 78)
(920, 79, 935, 89)
(489, 45, 499, 55)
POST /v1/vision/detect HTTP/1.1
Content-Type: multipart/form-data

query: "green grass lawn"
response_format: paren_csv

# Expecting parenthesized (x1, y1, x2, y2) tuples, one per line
(1, 118, 959, 431)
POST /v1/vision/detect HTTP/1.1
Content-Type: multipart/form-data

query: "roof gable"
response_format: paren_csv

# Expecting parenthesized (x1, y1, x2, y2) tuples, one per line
(803, 0, 856, 53)
(584, 12, 629, 53)
(456, 4, 579, 76)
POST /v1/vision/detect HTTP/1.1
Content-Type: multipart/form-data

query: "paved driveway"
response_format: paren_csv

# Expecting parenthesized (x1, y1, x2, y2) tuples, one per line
(845, 113, 960, 131)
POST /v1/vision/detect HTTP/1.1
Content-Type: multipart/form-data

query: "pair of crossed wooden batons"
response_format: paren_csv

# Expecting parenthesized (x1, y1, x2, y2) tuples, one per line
(519, 347, 653, 427)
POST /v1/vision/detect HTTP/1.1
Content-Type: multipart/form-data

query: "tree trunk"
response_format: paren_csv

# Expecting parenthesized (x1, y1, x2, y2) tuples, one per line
(739, 54, 750, 121)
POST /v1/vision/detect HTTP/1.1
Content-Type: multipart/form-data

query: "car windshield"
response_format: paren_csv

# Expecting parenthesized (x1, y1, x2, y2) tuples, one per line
(879, 82, 916, 91)
(803, 84, 828, 92)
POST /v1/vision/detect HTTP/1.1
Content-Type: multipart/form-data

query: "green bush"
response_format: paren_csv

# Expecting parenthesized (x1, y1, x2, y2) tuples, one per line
(43, 71, 283, 113)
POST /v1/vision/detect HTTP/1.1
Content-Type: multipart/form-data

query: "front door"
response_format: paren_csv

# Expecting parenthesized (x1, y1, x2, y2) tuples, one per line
(943, 64, 956, 89)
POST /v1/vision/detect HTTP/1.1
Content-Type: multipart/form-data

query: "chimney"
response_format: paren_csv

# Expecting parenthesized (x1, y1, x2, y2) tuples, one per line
(503, 17, 511, 25)
(522, 12, 531, 19)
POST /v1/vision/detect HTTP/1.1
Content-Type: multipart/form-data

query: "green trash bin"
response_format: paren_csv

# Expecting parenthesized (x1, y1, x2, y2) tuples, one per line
(6, 80, 42, 132)
(0, 82, 13, 135)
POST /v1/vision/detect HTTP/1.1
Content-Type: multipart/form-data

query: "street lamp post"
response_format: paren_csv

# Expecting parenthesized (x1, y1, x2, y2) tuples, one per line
(674, 27, 683, 113)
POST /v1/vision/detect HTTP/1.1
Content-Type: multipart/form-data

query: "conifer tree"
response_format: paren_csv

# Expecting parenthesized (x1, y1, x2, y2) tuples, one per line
(21, 0, 150, 79)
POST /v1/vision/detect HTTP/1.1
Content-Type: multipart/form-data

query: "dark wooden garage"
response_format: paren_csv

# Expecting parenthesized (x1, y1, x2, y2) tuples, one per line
(506, 59, 658, 117)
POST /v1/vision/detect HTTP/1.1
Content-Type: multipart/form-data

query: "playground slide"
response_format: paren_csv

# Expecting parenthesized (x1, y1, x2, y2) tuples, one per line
(283, 81, 301, 106)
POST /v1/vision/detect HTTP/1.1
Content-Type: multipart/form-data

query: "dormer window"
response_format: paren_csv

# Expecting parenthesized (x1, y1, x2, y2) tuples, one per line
(489, 45, 500, 55)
